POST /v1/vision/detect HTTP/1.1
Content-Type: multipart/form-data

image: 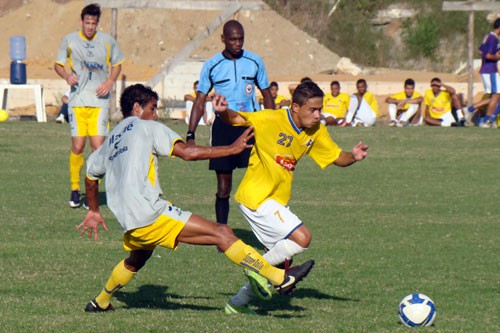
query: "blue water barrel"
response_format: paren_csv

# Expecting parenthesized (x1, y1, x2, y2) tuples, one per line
(10, 36, 26, 61)
(10, 61, 27, 84)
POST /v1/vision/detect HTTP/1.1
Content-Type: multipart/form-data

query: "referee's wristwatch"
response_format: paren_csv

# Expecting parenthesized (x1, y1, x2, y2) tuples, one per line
(186, 131, 195, 141)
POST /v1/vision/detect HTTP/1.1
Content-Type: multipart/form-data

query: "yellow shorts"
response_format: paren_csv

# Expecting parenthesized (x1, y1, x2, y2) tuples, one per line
(123, 214, 186, 252)
(69, 106, 109, 137)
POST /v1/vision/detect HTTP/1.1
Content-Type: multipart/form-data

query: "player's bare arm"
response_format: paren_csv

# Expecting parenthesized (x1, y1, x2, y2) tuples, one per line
(334, 141, 369, 167)
(173, 126, 254, 161)
(441, 83, 456, 95)
(54, 63, 78, 86)
(76, 176, 109, 240)
(186, 91, 208, 143)
(211, 93, 247, 125)
(261, 87, 276, 109)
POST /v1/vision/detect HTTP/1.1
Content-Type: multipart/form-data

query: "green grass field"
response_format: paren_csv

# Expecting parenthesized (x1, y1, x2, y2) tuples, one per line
(0, 121, 498, 332)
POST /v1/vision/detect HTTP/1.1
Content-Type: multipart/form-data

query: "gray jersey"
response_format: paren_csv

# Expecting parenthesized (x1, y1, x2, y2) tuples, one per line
(87, 117, 185, 232)
(55, 31, 124, 108)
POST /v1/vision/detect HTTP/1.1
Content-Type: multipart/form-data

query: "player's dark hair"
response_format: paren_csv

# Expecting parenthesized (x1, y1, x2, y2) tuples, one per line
(494, 18, 500, 30)
(120, 84, 159, 118)
(292, 81, 324, 106)
(81, 3, 101, 20)
(270, 81, 279, 89)
(404, 78, 415, 87)
(330, 80, 340, 87)
(431, 77, 441, 84)
(300, 77, 313, 84)
(356, 78, 367, 86)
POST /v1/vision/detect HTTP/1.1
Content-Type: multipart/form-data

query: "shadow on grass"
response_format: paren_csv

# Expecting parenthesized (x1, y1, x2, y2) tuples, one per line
(115, 284, 219, 311)
(222, 288, 359, 318)
(231, 228, 264, 250)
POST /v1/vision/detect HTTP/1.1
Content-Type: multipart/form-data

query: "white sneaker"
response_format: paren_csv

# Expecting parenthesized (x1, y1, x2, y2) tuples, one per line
(55, 114, 66, 123)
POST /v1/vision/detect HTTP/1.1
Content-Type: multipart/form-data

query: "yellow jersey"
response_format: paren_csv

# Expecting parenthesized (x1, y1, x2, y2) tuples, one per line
(323, 92, 350, 118)
(389, 91, 422, 111)
(275, 95, 289, 108)
(363, 91, 379, 114)
(424, 89, 451, 119)
(235, 109, 342, 210)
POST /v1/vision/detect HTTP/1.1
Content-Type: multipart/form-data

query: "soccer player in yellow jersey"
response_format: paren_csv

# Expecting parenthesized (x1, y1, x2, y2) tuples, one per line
(345, 79, 378, 126)
(212, 81, 368, 314)
(258, 81, 290, 109)
(385, 78, 423, 127)
(423, 78, 465, 127)
(77, 84, 313, 313)
(321, 80, 350, 126)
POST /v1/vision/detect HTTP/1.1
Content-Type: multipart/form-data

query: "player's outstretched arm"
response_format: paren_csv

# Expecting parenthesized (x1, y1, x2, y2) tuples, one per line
(76, 176, 108, 241)
(211, 94, 247, 125)
(334, 141, 368, 167)
(173, 126, 254, 161)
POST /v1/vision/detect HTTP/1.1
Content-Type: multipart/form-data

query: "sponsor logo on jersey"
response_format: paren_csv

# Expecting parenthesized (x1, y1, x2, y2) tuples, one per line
(275, 155, 297, 171)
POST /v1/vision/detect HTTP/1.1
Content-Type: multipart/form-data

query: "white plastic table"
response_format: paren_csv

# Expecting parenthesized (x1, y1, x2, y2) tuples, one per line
(0, 84, 46, 122)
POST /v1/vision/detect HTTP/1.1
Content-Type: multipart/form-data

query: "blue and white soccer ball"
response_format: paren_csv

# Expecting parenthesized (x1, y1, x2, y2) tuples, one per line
(398, 293, 436, 327)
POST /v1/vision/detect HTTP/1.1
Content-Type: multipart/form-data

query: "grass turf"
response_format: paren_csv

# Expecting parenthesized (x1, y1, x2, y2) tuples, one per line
(0, 121, 498, 332)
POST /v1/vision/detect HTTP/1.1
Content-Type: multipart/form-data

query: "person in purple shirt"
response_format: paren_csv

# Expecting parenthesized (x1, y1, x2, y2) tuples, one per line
(471, 18, 500, 127)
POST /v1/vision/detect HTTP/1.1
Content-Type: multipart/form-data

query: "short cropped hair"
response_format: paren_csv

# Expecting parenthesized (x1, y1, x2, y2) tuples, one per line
(494, 18, 500, 30)
(431, 77, 441, 84)
(270, 81, 279, 89)
(356, 79, 367, 86)
(81, 3, 101, 20)
(120, 84, 159, 118)
(292, 81, 324, 106)
(404, 78, 415, 87)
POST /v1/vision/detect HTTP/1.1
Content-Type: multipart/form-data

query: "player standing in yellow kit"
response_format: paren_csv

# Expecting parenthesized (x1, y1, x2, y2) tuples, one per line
(55, 3, 124, 208)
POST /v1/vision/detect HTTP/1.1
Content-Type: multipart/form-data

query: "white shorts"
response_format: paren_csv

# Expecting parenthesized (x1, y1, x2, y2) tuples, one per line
(238, 199, 303, 250)
(481, 73, 500, 94)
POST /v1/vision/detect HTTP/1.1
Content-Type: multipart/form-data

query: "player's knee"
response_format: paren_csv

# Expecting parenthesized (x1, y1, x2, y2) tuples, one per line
(125, 250, 153, 272)
(290, 227, 312, 248)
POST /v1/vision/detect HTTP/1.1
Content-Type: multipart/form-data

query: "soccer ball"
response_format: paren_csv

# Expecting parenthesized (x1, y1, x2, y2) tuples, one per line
(0, 109, 9, 122)
(398, 293, 436, 327)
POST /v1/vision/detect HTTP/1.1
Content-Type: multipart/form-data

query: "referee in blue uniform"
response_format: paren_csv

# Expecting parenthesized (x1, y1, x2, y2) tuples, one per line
(187, 20, 275, 225)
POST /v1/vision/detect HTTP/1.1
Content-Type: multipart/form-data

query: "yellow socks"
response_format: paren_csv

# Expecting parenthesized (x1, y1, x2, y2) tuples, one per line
(95, 260, 136, 308)
(224, 240, 285, 286)
(69, 151, 84, 191)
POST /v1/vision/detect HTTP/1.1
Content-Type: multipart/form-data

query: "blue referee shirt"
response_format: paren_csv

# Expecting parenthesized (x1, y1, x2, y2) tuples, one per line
(197, 50, 270, 112)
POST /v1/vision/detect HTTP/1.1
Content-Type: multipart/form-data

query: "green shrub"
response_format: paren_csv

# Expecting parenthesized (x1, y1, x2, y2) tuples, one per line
(403, 17, 439, 59)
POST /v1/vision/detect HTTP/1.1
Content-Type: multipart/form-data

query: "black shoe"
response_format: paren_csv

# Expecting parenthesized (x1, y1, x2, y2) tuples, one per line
(69, 190, 81, 208)
(84, 299, 115, 312)
(276, 259, 315, 295)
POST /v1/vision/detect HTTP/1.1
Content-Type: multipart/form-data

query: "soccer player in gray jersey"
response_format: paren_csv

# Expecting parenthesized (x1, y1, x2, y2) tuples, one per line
(55, 3, 124, 209)
(77, 84, 313, 313)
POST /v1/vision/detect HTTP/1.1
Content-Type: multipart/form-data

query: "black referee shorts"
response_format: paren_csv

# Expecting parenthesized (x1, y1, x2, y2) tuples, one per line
(209, 116, 254, 171)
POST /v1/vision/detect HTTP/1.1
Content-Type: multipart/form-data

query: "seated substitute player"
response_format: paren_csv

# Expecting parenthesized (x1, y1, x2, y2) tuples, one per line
(259, 81, 290, 109)
(321, 80, 350, 126)
(184, 80, 214, 126)
(212, 81, 369, 314)
(345, 79, 378, 126)
(385, 78, 423, 127)
(77, 84, 312, 313)
(423, 78, 466, 127)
